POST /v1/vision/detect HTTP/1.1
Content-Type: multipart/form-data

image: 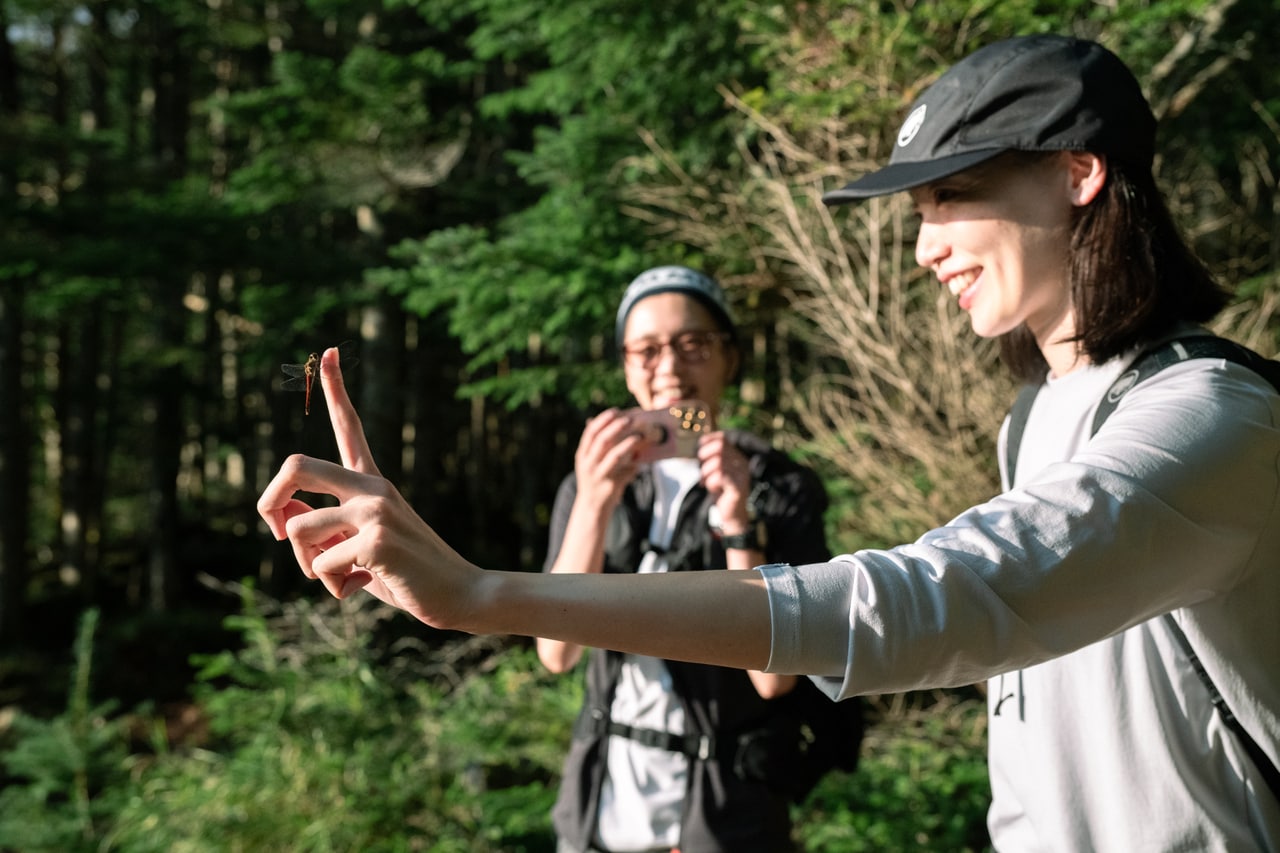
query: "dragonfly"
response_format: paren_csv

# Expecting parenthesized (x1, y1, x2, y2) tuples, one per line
(280, 340, 359, 415)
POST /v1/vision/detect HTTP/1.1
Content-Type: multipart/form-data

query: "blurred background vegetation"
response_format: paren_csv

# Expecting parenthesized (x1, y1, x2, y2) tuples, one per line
(0, 0, 1276, 849)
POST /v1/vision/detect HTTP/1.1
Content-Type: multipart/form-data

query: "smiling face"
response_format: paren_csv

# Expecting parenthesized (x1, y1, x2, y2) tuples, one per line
(910, 151, 1103, 368)
(621, 291, 739, 412)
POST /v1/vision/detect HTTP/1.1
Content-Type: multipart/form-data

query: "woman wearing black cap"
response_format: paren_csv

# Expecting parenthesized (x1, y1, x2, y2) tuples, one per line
(536, 265, 834, 853)
(260, 35, 1279, 851)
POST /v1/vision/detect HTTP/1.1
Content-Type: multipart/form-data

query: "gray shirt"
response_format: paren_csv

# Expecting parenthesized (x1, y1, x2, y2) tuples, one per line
(762, 349, 1280, 851)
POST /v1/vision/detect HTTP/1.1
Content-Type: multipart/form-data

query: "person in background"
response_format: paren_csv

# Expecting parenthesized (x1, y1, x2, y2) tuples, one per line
(259, 34, 1280, 852)
(538, 266, 833, 853)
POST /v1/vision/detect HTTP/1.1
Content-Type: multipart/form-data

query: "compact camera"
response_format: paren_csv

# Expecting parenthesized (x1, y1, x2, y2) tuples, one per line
(628, 400, 714, 463)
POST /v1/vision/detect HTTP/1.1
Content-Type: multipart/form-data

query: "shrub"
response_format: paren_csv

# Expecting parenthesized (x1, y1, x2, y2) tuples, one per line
(100, 582, 576, 852)
(1, 587, 990, 852)
(0, 610, 133, 852)
(794, 691, 991, 852)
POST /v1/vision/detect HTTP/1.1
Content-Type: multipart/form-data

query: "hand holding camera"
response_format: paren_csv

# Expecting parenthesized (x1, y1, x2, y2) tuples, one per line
(627, 400, 714, 463)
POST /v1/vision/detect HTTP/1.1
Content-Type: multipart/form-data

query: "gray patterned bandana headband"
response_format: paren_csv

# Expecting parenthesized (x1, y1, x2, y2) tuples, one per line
(615, 266, 736, 347)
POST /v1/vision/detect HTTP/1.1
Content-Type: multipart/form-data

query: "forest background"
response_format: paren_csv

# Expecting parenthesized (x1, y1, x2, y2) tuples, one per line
(1, 0, 1277, 850)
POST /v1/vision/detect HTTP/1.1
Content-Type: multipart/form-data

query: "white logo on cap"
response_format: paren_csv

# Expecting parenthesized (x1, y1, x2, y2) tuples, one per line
(898, 104, 927, 147)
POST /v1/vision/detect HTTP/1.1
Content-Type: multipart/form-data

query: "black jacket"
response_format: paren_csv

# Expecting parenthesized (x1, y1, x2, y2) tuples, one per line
(545, 430, 832, 853)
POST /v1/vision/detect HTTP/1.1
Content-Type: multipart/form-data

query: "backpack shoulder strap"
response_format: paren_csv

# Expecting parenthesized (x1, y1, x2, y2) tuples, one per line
(1089, 334, 1280, 801)
(1009, 335, 1280, 483)
(1162, 613, 1280, 800)
(1002, 335, 1280, 800)
(1004, 382, 1044, 487)
(1090, 335, 1280, 436)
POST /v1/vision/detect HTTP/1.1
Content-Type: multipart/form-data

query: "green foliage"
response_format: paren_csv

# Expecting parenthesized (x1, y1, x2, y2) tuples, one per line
(793, 695, 991, 852)
(373, 0, 765, 408)
(0, 610, 133, 852)
(97, 585, 576, 852)
(0, 594, 992, 853)
(373, 224, 636, 408)
(6, 2, 1278, 847)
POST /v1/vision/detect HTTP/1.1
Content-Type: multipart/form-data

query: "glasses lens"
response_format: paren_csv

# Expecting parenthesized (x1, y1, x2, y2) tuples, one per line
(623, 343, 660, 366)
(675, 332, 711, 358)
(623, 331, 722, 368)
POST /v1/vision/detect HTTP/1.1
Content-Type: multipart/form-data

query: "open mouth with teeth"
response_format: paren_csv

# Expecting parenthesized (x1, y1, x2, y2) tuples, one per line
(947, 270, 980, 308)
(947, 270, 978, 296)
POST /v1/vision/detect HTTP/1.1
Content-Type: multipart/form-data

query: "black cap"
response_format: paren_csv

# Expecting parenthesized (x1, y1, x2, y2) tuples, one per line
(823, 34, 1155, 203)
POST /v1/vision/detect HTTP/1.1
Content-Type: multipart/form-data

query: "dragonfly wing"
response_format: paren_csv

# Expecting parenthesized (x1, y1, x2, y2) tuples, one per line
(281, 362, 309, 391)
(335, 340, 360, 370)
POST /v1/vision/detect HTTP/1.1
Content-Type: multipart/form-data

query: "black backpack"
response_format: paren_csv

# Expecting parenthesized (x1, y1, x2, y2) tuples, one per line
(730, 674, 864, 802)
(1003, 334, 1280, 801)
(596, 455, 864, 804)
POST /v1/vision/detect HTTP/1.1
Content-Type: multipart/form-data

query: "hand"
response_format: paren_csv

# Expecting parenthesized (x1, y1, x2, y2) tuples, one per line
(697, 431, 753, 534)
(572, 408, 646, 510)
(256, 346, 481, 629)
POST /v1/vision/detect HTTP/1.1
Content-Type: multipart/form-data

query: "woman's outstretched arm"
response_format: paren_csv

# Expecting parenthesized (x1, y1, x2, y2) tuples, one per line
(256, 346, 775, 671)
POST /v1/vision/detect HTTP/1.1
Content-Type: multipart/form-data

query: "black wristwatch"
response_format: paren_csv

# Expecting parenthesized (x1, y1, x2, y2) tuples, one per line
(720, 523, 766, 551)
(710, 481, 769, 551)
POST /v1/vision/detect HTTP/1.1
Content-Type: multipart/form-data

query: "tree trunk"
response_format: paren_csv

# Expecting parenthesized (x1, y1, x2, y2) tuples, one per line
(145, 283, 186, 611)
(0, 6, 27, 644)
(405, 313, 454, 525)
(147, 9, 190, 179)
(0, 278, 31, 643)
(57, 312, 106, 599)
(359, 295, 407, 484)
(0, 4, 19, 113)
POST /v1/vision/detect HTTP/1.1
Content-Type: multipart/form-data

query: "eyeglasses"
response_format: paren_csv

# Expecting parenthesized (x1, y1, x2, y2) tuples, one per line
(621, 330, 729, 369)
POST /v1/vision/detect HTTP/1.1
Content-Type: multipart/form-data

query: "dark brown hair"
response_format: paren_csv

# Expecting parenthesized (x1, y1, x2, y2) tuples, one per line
(999, 157, 1230, 383)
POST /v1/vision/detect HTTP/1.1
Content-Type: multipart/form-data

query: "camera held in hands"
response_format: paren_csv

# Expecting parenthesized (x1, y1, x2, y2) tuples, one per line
(628, 400, 714, 463)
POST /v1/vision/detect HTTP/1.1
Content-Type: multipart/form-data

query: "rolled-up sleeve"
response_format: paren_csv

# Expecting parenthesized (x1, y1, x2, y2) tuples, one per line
(760, 560, 859, 693)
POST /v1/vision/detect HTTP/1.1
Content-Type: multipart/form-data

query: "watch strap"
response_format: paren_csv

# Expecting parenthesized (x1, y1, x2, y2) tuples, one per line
(720, 522, 765, 551)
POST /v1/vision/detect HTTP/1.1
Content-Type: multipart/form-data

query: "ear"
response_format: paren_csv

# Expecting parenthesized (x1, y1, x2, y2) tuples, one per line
(1066, 151, 1108, 207)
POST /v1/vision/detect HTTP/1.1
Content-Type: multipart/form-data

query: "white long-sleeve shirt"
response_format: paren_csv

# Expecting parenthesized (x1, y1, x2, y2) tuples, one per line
(761, 347, 1280, 851)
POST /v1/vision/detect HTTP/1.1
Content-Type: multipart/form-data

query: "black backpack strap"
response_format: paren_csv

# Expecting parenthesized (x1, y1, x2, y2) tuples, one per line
(1162, 614, 1280, 801)
(1002, 335, 1280, 800)
(1091, 335, 1280, 801)
(1008, 336, 1280, 483)
(574, 714, 716, 760)
(1004, 382, 1043, 486)
(1091, 335, 1280, 435)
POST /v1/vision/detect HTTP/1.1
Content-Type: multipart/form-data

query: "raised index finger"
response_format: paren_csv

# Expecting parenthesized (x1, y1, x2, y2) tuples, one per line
(320, 345, 381, 476)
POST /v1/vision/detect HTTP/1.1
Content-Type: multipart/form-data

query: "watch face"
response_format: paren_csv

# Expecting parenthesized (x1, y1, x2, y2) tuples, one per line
(708, 502, 723, 533)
